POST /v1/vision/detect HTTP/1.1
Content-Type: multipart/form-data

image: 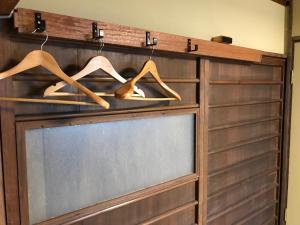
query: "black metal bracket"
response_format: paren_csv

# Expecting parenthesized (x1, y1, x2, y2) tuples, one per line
(35, 13, 46, 33)
(146, 32, 158, 47)
(92, 22, 104, 41)
(187, 39, 198, 52)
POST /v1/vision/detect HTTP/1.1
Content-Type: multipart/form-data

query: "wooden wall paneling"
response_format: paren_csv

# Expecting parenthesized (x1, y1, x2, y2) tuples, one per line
(206, 59, 283, 225)
(0, 135, 6, 225)
(0, 0, 19, 15)
(13, 8, 286, 63)
(0, 21, 20, 225)
(82, 183, 196, 225)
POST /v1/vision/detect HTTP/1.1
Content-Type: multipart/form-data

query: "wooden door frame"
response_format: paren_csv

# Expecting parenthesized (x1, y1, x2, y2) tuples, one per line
(279, 0, 299, 224)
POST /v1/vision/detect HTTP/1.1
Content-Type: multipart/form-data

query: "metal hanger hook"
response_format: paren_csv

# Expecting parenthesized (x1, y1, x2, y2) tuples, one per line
(32, 29, 49, 51)
(97, 39, 105, 56)
(149, 45, 155, 60)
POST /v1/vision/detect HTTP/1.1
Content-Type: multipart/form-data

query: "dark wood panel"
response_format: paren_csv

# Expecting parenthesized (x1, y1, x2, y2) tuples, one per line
(83, 183, 196, 225)
(208, 102, 281, 128)
(4, 37, 198, 116)
(12, 80, 197, 115)
(77, 49, 198, 78)
(239, 205, 276, 225)
(209, 61, 283, 82)
(0, 0, 19, 15)
(209, 85, 281, 105)
(0, 25, 20, 225)
(207, 188, 277, 225)
(150, 207, 196, 225)
(208, 153, 278, 195)
(208, 120, 280, 151)
(205, 59, 284, 225)
(208, 138, 279, 173)
(207, 172, 277, 216)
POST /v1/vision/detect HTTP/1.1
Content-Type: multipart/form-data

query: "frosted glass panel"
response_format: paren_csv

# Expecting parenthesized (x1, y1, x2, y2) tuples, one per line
(24, 114, 195, 224)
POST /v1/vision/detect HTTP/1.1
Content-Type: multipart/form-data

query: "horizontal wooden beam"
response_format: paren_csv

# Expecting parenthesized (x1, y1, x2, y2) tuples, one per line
(13, 8, 285, 63)
(271, 0, 289, 6)
(0, 0, 20, 15)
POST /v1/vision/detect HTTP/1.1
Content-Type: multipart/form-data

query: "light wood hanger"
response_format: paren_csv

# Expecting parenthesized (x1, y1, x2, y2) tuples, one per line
(0, 50, 109, 108)
(114, 59, 181, 101)
(43, 55, 145, 98)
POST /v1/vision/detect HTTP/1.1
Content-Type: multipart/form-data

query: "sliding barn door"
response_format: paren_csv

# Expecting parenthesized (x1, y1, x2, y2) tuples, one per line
(203, 58, 284, 225)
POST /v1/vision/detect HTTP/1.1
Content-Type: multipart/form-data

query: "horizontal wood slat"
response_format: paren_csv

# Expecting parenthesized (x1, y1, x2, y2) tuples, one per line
(207, 186, 277, 222)
(13, 74, 200, 83)
(208, 150, 279, 177)
(209, 80, 283, 85)
(208, 116, 281, 131)
(209, 99, 283, 108)
(138, 201, 198, 225)
(208, 134, 280, 155)
(13, 8, 285, 63)
(233, 203, 276, 225)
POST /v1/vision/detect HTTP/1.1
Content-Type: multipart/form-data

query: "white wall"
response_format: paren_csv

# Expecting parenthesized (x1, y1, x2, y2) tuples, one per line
(17, 0, 286, 53)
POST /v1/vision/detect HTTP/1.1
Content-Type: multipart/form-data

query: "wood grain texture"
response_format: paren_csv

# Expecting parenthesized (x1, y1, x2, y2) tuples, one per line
(0, 22, 20, 225)
(0, 0, 19, 15)
(205, 59, 284, 225)
(13, 8, 286, 63)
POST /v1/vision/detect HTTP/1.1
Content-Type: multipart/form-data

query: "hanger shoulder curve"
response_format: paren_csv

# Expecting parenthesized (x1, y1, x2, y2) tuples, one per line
(44, 55, 145, 98)
(115, 60, 181, 101)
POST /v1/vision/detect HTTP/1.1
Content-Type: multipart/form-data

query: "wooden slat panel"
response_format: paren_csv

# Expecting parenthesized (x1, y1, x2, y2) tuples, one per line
(83, 183, 196, 225)
(209, 85, 281, 105)
(207, 172, 277, 216)
(207, 189, 276, 225)
(205, 59, 283, 225)
(13, 8, 286, 63)
(149, 207, 196, 225)
(208, 139, 278, 173)
(208, 103, 281, 128)
(237, 205, 276, 225)
(208, 153, 277, 195)
(209, 61, 283, 82)
(208, 120, 280, 151)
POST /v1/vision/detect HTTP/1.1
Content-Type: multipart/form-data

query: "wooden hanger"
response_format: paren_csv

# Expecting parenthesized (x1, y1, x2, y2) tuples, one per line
(0, 50, 110, 108)
(114, 59, 181, 101)
(43, 55, 145, 98)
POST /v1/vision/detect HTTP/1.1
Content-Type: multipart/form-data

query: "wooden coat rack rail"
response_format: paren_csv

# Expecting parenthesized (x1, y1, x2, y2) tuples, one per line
(13, 8, 285, 63)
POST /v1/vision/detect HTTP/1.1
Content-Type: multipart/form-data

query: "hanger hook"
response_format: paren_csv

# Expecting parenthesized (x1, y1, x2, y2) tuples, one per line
(97, 39, 105, 56)
(149, 45, 155, 60)
(32, 29, 49, 51)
